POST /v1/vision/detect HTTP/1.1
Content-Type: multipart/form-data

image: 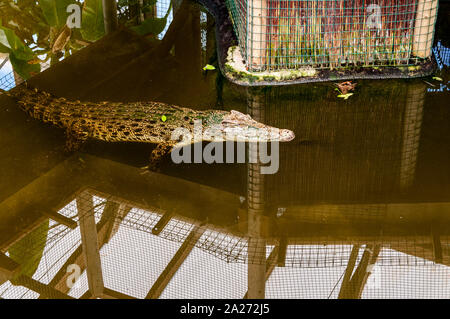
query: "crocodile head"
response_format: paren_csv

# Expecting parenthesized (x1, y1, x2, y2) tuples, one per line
(202, 110, 295, 142)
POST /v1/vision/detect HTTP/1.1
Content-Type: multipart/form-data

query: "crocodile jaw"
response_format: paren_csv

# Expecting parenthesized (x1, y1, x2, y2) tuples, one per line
(202, 110, 295, 142)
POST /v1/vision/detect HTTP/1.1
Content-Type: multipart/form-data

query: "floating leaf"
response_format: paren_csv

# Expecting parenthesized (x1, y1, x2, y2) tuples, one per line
(203, 64, 216, 71)
(161, 115, 167, 122)
(337, 93, 353, 100)
(432, 76, 443, 82)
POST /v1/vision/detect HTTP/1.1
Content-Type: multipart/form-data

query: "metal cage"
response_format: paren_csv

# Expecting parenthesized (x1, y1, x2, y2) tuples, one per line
(225, 0, 439, 71)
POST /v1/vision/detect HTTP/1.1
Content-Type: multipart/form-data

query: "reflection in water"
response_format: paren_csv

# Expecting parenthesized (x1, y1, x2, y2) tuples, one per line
(0, 0, 449, 299)
(0, 155, 449, 299)
(434, 41, 450, 69)
(246, 88, 267, 299)
(400, 83, 425, 189)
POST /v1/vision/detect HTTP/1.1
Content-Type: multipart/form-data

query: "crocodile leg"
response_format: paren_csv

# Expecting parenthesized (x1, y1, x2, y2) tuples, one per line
(65, 125, 89, 152)
(144, 141, 177, 172)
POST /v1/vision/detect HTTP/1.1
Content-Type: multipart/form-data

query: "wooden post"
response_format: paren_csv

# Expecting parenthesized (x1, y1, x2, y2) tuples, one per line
(102, 0, 119, 34)
(15, 275, 73, 299)
(146, 225, 205, 299)
(244, 244, 279, 299)
(399, 83, 425, 189)
(43, 211, 77, 229)
(76, 194, 104, 298)
(152, 211, 174, 235)
(102, 287, 136, 299)
(353, 245, 381, 299)
(0, 253, 20, 285)
(338, 245, 361, 299)
(44, 201, 130, 295)
(413, 0, 438, 58)
(246, 88, 266, 299)
(248, 0, 267, 71)
(339, 245, 381, 299)
(431, 223, 443, 264)
(0, 55, 9, 71)
(277, 238, 288, 267)
(138, 0, 145, 23)
(171, 0, 183, 16)
(247, 235, 266, 299)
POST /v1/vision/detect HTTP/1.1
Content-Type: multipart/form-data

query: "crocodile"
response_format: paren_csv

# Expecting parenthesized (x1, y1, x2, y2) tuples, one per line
(1, 84, 295, 168)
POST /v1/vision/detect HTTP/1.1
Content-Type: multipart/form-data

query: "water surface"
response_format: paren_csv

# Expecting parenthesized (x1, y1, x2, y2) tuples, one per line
(0, 0, 449, 299)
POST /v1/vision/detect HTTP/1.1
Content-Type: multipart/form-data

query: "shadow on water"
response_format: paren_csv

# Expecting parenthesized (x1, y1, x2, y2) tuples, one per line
(0, 0, 449, 299)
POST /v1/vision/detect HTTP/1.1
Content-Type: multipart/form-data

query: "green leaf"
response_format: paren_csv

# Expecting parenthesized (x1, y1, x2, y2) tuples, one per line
(141, 0, 158, 12)
(8, 220, 49, 284)
(131, 17, 167, 36)
(203, 64, 216, 71)
(9, 53, 41, 80)
(0, 24, 39, 79)
(39, 0, 76, 28)
(81, 0, 105, 42)
(0, 25, 35, 60)
(337, 93, 353, 100)
(131, 3, 171, 36)
(432, 76, 443, 82)
(161, 115, 167, 122)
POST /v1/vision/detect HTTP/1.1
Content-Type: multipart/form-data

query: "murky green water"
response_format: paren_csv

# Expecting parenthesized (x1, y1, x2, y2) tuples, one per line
(0, 0, 449, 299)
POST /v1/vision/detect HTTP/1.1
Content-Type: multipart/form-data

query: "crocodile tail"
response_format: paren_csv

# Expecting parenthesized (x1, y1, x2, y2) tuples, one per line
(0, 86, 24, 100)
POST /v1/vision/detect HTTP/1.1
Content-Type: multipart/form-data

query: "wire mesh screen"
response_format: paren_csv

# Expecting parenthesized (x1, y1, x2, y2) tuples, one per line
(1, 189, 449, 299)
(0, 70, 18, 91)
(225, 0, 438, 71)
(0, 61, 49, 91)
(433, 40, 450, 69)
